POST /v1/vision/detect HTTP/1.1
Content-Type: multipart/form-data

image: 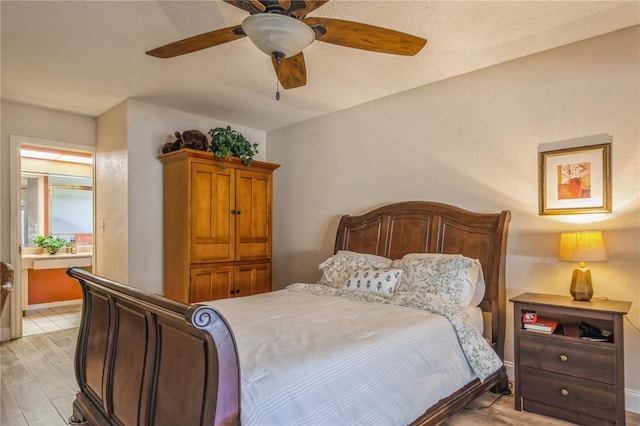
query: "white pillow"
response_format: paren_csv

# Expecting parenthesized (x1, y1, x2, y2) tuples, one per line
(343, 268, 403, 297)
(336, 250, 392, 267)
(400, 253, 485, 307)
(319, 251, 392, 288)
(391, 255, 474, 306)
(470, 266, 486, 307)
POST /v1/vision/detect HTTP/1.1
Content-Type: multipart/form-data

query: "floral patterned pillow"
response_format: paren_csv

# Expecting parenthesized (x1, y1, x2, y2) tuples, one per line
(391, 256, 473, 306)
(343, 268, 403, 297)
(400, 253, 485, 307)
(319, 251, 391, 288)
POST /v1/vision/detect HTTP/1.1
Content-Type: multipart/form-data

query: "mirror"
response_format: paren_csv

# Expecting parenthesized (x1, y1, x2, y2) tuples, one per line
(49, 175, 93, 238)
(21, 174, 93, 247)
(20, 146, 93, 249)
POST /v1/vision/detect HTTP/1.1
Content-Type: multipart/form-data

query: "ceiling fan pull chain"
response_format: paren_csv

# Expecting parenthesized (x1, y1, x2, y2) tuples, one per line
(273, 52, 282, 101)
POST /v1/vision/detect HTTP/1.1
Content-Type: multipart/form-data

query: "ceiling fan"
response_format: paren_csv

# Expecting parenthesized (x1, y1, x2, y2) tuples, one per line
(146, 0, 427, 90)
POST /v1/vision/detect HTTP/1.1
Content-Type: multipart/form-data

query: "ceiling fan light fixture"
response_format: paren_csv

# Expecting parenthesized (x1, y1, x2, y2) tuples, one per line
(242, 14, 315, 58)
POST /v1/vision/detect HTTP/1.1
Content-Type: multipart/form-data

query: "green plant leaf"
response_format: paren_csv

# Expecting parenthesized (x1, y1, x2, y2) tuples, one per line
(208, 125, 258, 166)
(32, 234, 70, 253)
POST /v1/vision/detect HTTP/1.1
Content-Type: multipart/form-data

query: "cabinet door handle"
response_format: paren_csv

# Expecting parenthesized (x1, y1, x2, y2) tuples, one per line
(231, 210, 236, 215)
(560, 389, 569, 397)
(559, 354, 568, 362)
(235, 289, 240, 294)
(236, 210, 241, 215)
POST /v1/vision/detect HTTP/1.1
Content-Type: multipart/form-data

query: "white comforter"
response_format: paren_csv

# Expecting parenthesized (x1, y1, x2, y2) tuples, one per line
(207, 285, 502, 426)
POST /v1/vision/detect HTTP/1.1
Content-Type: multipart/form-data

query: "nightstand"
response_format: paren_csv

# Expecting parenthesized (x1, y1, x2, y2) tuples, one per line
(510, 292, 631, 425)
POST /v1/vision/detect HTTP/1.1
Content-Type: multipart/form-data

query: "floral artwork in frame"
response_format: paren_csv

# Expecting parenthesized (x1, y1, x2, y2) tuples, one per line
(539, 143, 611, 215)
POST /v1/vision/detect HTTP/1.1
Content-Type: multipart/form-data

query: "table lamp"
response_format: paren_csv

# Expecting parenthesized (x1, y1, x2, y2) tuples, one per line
(559, 231, 607, 301)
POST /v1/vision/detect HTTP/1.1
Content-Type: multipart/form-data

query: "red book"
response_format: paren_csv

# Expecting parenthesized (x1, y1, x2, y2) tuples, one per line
(523, 317, 558, 333)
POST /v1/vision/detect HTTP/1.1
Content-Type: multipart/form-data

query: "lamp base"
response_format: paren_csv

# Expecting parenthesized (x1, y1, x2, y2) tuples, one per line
(570, 267, 593, 301)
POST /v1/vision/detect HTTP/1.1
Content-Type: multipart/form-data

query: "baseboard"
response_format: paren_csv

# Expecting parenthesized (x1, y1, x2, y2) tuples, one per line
(0, 326, 10, 342)
(27, 299, 82, 310)
(504, 360, 515, 382)
(627, 388, 640, 414)
(503, 360, 640, 414)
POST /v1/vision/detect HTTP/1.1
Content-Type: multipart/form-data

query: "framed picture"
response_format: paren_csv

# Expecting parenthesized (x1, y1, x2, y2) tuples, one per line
(539, 143, 611, 215)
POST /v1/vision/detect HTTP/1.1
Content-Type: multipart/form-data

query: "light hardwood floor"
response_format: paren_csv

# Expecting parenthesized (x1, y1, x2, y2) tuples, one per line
(1, 327, 639, 425)
(1, 328, 77, 425)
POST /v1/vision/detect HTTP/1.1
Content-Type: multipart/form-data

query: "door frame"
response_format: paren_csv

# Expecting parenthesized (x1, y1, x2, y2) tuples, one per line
(9, 135, 95, 339)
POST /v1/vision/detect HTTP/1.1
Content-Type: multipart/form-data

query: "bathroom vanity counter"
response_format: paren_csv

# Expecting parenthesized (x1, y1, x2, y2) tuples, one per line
(21, 252, 93, 308)
(22, 253, 92, 270)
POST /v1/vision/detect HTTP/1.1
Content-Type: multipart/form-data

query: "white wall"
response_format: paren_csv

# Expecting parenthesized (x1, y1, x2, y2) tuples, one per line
(267, 26, 640, 408)
(0, 100, 96, 329)
(96, 99, 267, 292)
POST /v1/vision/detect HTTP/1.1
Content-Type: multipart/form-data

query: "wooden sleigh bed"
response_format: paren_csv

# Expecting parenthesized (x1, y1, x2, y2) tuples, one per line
(67, 201, 511, 425)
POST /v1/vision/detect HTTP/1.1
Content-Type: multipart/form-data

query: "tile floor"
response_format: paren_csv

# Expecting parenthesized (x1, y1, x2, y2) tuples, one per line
(22, 304, 82, 336)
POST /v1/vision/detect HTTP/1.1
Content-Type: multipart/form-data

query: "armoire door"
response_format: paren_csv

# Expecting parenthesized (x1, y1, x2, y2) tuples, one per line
(235, 263, 271, 297)
(190, 163, 235, 263)
(190, 266, 234, 302)
(234, 169, 272, 261)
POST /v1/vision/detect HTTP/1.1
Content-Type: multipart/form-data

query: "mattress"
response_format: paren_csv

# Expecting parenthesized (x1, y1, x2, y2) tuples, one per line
(208, 288, 492, 425)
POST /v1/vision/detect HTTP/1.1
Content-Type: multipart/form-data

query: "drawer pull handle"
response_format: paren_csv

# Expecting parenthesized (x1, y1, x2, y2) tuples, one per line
(560, 389, 569, 397)
(559, 354, 568, 362)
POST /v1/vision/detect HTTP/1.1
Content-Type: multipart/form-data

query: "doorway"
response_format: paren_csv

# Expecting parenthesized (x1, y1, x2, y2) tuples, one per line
(9, 135, 95, 339)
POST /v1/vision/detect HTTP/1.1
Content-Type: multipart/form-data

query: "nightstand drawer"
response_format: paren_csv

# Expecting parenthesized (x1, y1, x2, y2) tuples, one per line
(520, 367, 617, 421)
(520, 332, 616, 384)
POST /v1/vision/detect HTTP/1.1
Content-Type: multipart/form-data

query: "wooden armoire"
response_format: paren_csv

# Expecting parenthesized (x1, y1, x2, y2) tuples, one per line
(160, 148, 279, 303)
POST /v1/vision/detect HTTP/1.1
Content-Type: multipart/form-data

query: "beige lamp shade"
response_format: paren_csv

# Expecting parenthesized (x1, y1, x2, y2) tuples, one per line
(559, 231, 607, 263)
(559, 231, 606, 301)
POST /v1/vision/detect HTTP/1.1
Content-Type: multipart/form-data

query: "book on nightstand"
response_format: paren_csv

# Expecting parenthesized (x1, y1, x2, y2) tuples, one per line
(563, 322, 580, 338)
(523, 317, 558, 334)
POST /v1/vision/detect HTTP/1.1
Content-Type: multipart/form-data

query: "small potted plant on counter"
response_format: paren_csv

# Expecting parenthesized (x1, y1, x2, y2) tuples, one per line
(33, 235, 71, 255)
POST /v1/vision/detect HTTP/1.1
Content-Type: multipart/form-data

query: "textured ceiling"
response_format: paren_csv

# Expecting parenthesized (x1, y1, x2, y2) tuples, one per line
(1, 1, 638, 131)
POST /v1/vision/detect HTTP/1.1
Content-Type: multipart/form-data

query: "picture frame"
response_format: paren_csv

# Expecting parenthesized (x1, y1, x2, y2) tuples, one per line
(539, 143, 611, 215)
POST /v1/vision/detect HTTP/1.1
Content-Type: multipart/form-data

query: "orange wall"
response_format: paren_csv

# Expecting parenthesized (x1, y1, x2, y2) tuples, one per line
(28, 267, 88, 304)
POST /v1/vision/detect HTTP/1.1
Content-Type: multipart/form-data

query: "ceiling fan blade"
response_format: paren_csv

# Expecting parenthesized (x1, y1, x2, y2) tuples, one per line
(224, 0, 266, 14)
(278, 0, 292, 10)
(146, 25, 245, 58)
(272, 52, 307, 89)
(303, 17, 426, 56)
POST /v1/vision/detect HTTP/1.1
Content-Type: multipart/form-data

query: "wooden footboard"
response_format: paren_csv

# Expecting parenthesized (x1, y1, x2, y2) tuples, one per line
(66, 267, 240, 426)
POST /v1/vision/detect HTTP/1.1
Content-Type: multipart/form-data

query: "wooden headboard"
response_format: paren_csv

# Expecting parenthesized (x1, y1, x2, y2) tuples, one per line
(334, 201, 511, 359)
